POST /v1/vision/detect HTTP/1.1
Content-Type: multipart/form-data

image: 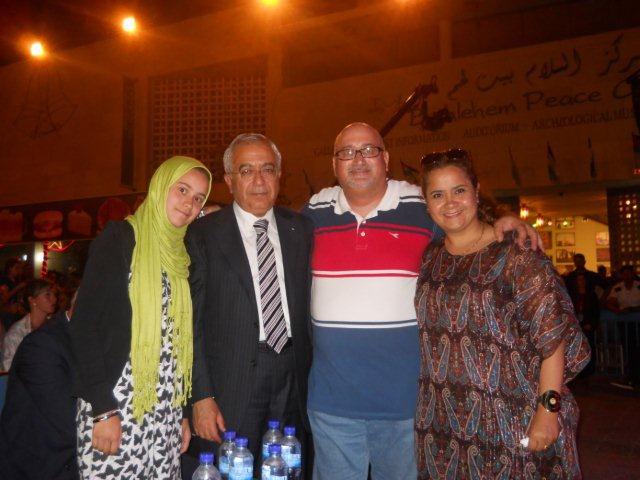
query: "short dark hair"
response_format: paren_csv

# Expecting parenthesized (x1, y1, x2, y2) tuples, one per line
(4, 257, 21, 274)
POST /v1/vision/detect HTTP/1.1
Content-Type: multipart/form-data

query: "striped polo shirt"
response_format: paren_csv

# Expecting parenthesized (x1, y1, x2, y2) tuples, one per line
(302, 180, 439, 420)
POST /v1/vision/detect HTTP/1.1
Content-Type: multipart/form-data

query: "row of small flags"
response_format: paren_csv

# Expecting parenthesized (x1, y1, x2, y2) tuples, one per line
(400, 137, 606, 186)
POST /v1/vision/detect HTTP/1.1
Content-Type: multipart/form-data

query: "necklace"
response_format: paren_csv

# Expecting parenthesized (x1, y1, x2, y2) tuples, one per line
(446, 222, 485, 255)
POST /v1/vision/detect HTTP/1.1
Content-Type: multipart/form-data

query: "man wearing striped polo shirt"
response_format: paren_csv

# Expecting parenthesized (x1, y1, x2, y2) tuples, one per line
(302, 122, 537, 479)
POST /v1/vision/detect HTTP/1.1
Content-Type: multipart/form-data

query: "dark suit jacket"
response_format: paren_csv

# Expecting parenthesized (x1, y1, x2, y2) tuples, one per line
(68, 221, 134, 415)
(186, 205, 313, 431)
(0, 311, 79, 480)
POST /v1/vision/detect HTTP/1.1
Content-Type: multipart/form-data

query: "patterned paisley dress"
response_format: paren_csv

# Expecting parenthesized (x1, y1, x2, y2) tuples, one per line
(415, 236, 590, 479)
(77, 272, 183, 479)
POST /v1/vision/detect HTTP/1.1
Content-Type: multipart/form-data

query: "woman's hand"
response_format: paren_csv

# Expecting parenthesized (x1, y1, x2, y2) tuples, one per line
(181, 418, 192, 453)
(527, 405, 560, 452)
(92, 415, 122, 455)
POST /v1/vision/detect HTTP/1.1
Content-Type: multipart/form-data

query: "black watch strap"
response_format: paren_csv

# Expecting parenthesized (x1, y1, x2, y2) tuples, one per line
(537, 390, 561, 412)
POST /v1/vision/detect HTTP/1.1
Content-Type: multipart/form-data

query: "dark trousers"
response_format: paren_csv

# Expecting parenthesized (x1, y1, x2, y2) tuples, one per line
(184, 341, 306, 478)
(240, 341, 305, 476)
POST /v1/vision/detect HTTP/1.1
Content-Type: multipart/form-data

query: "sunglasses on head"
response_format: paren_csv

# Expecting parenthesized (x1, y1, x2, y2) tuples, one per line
(420, 148, 470, 167)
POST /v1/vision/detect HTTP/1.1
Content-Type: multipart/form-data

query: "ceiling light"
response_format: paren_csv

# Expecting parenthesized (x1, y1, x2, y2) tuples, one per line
(122, 16, 137, 34)
(29, 41, 45, 58)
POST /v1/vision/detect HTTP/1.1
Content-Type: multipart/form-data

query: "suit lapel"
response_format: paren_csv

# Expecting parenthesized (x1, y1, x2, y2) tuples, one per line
(275, 208, 300, 319)
(213, 207, 257, 306)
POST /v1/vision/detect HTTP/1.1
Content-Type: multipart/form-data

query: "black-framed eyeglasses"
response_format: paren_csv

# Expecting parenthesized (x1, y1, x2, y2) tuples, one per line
(334, 145, 384, 161)
(420, 148, 469, 167)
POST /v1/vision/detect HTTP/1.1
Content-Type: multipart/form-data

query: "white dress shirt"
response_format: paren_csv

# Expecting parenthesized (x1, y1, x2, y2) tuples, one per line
(233, 202, 292, 340)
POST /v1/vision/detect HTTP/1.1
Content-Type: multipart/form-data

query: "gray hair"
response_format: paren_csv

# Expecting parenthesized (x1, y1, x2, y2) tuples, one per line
(223, 133, 282, 173)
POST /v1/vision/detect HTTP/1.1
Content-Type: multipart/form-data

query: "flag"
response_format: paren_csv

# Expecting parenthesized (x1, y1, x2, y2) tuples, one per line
(508, 146, 521, 186)
(547, 142, 558, 182)
(633, 134, 640, 175)
(588, 137, 597, 178)
(400, 160, 420, 184)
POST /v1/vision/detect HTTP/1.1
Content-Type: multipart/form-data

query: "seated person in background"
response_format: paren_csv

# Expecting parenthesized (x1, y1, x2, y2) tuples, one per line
(1, 279, 57, 371)
(607, 265, 640, 391)
(607, 265, 640, 313)
(0, 291, 78, 479)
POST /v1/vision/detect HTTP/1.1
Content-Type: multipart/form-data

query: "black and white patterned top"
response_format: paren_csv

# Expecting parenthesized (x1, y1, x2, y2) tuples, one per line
(77, 272, 183, 479)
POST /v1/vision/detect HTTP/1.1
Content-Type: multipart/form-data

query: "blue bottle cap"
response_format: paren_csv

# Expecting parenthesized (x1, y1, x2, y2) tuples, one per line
(268, 419, 280, 429)
(199, 452, 215, 464)
(223, 430, 237, 440)
(284, 426, 296, 436)
(235, 437, 249, 447)
(268, 444, 282, 455)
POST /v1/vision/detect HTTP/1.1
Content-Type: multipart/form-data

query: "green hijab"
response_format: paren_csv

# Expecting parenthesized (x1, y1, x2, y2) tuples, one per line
(126, 156, 211, 421)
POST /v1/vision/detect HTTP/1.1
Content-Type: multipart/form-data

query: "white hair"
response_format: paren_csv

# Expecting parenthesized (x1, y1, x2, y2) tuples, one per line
(223, 133, 282, 173)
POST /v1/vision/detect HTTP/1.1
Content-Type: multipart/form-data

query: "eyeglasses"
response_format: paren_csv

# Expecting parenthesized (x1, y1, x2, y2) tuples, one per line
(420, 148, 469, 167)
(228, 164, 279, 178)
(334, 145, 384, 161)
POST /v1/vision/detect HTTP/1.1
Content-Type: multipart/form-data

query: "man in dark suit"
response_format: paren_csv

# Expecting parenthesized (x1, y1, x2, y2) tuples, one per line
(0, 303, 78, 479)
(186, 133, 313, 475)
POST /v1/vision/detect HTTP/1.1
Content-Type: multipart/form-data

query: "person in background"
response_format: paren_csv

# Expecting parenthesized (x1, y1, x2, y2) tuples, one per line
(69, 156, 211, 479)
(416, 149, 590, 479)
(0, 291, 79, 479)
(1, 279, 57, 371)
(0, 258, 27, 331)
(607, 265, 640, 314)
(564, 253, 608, 378)
(607, 265, 640, 391)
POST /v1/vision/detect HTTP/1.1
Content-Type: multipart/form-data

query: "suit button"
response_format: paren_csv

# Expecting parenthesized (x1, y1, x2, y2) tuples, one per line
(250, 359, 257, 367)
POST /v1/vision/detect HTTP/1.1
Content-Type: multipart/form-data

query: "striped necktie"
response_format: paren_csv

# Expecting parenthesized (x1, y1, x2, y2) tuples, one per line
(254, 219, 288, 353)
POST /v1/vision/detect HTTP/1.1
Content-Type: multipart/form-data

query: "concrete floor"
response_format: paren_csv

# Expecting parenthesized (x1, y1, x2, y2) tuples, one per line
(574, 378, 640, 480)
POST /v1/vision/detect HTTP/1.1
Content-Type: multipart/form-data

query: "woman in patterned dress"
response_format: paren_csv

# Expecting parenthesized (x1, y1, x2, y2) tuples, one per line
(69, 157, 211, 479)
(415, 149, 590, 479)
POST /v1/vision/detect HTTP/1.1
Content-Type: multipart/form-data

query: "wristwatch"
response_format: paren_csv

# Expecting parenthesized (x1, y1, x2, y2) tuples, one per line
(537, 390, 561, 412)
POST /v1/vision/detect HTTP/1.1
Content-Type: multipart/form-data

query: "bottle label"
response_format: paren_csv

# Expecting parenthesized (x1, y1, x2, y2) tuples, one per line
(281, 446, 301, 468)
(230, 463, 252, 480)
(261, 466, 287, 480)
(262, 443, 270, 459)
(219, 456, 229, 474)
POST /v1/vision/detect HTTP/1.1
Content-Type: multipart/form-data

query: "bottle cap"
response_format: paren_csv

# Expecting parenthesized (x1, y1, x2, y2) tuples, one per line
(268, 419, 280, 429)
(223, 430, 237, 440)
(236, 437, 249, 447)
(268, 444, 282, 455)
(199, 452, 215, 464)
(284, 426, 296, 436)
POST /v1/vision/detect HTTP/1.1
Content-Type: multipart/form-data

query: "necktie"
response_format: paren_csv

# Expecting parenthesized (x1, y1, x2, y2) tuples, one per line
(254, 219, 288, 353)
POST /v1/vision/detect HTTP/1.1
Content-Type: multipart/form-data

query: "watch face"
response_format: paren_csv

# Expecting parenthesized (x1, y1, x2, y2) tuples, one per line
(540, 391, 561, 412)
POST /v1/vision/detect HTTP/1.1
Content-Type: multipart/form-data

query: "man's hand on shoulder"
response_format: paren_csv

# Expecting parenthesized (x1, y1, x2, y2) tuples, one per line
(193, 397, 226, 443)
(493, 215, 542, 251)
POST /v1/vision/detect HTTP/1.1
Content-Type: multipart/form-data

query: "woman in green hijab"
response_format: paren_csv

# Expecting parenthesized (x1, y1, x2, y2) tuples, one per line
(69, 156, 211, 479)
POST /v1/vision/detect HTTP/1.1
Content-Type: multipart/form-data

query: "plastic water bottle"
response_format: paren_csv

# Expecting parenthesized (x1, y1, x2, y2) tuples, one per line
(262, 420, 283, 460)
(229, 437, 253, 480)
(218, 430, 237, 479)
(261, 444, 287, 480)
(193, 452, 222, 480)
(281, 426, 302, 480)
